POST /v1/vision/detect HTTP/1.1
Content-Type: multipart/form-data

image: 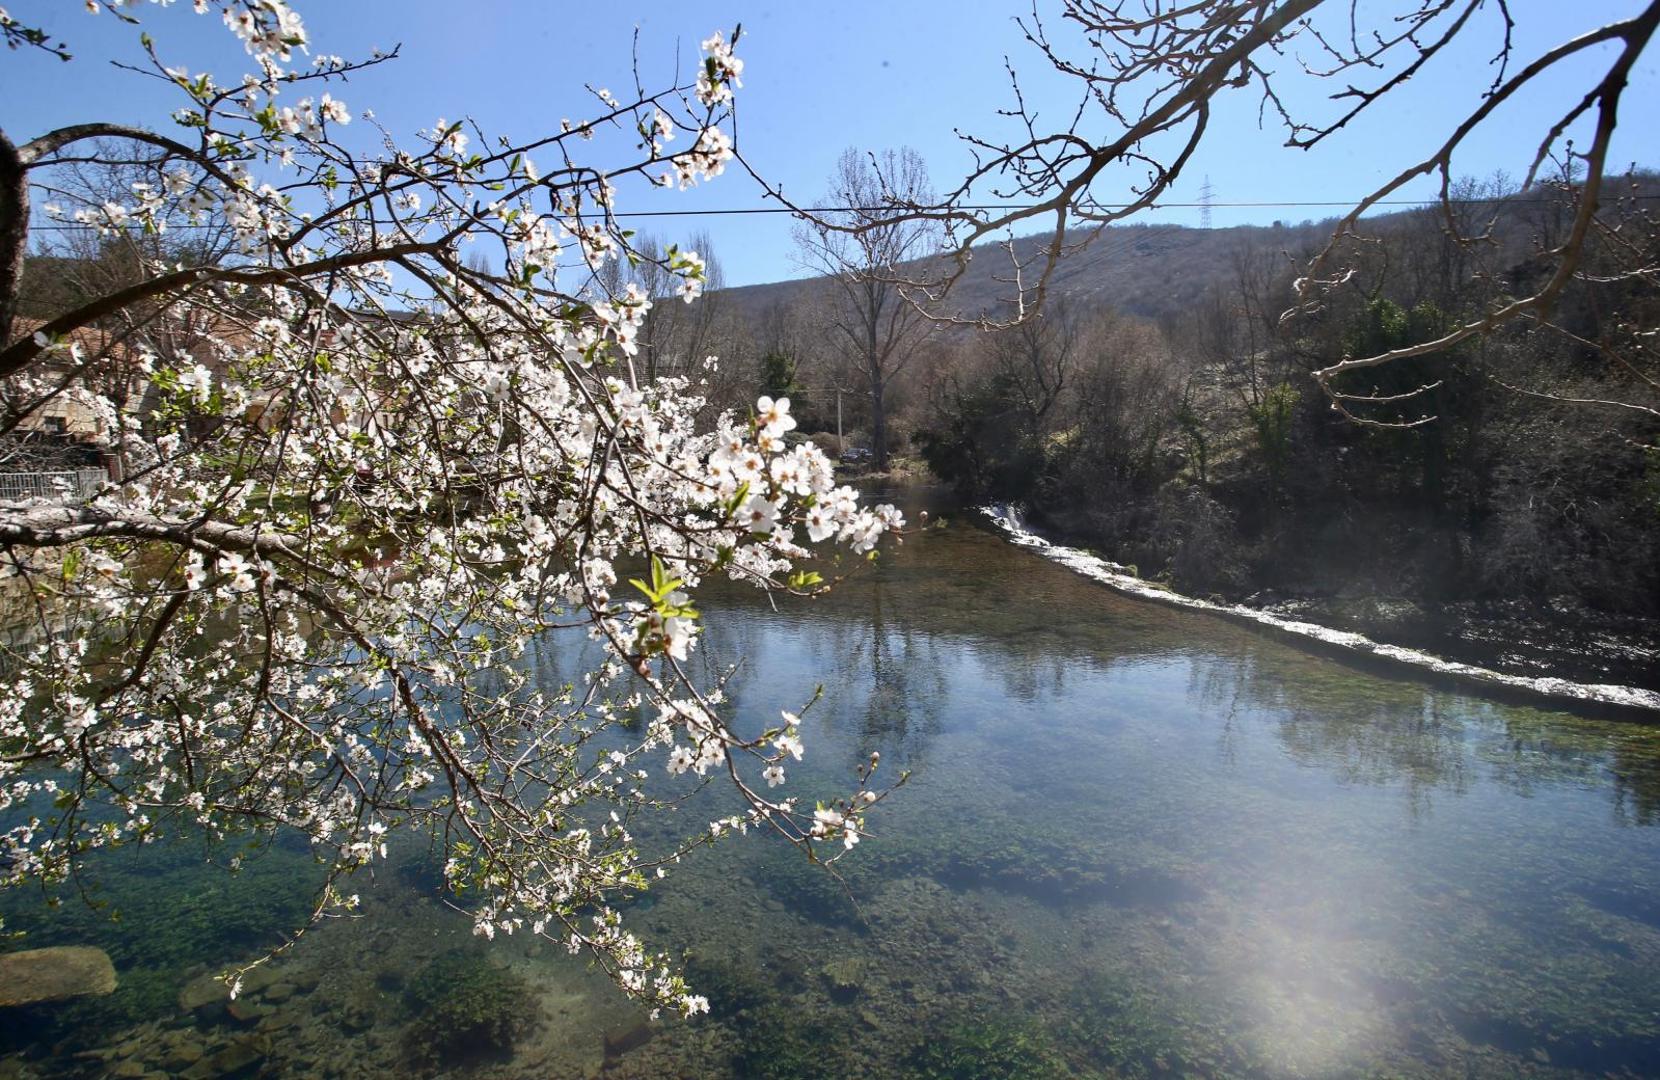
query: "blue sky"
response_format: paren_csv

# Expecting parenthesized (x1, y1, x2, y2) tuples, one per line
(4, 1, 1657, 287)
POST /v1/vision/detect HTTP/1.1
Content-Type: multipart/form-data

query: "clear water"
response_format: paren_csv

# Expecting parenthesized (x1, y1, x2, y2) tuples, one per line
(3, 484, 1659, 1078)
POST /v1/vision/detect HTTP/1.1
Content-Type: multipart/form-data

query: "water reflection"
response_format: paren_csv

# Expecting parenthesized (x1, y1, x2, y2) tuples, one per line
(4, 484, 1660, 1078)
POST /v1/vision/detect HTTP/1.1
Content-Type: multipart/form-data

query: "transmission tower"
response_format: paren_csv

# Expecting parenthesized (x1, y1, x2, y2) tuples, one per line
(1199, 175, 1215, 230)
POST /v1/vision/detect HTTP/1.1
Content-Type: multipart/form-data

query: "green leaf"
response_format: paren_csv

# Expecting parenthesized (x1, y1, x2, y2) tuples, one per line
(723, 481, 751, 520)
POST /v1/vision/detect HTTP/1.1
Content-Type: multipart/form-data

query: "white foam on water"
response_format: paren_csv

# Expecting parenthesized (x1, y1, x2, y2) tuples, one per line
(980, 504, 1660, 715)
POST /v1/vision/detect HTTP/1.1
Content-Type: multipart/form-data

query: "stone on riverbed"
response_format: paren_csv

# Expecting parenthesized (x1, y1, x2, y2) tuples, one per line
(601, 1020, 652, 1061)
(820, 957, 865, 1002)
(177, 973, 230, 1014)
(178, 1033, 270, 1080)
(0, 946, 117, 1007)
(225, 997, 272, 1025)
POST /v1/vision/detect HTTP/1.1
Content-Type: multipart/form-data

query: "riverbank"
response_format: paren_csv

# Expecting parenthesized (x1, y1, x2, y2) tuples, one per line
(1240, 592, 1660, 697)
(982, 504, 1660, 718)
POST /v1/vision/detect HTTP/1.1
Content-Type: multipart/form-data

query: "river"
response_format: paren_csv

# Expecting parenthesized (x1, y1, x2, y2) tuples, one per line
(2, 483, 1658, 1078)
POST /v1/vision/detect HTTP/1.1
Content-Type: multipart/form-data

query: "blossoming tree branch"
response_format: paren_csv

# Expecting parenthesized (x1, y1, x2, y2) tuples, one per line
(0, 0, 903, 1016)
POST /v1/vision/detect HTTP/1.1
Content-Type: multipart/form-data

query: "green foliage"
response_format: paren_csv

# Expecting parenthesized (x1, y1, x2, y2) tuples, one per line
(918, 372, 1052, 501)
(760, 351, 816, 429)
(1175, 401, 1208, 484)
(1246, 381, 1299, 484)
(1342, 296, 1452, 359)
(1343, 296, 1411, 359)
(761, 351, 800, 399)
(630, 555, 698, 619)
(1335, 298, 1461, 428)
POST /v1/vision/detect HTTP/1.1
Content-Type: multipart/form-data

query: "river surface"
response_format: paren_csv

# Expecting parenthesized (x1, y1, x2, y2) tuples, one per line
(3, 484, 1659, 1078)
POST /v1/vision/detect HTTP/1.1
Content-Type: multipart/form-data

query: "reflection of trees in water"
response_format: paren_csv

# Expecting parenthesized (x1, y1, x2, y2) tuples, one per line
(660, 578, 949, 768)
(1610, 746, 1660, 826)
(816, 573, 947, 767)
(1475, 715, 1660, 829)
(1280, 701, 1470, 820)
(517, 529, 1660, 830)
(1187, 658, 1247, 770)
(1189, 652, 1467, 818)
(1477, 717, 1601, 803)
(993, 648, 1073, 708)
(1189, 646, 1660, 826)
(521, 629, 602, 701)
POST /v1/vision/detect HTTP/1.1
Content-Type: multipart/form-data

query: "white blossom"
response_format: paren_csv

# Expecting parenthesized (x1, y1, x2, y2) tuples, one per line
(0, 6, 901, 1020)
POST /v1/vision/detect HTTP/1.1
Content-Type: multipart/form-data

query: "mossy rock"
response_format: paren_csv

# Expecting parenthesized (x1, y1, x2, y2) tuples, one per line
(731, 1004, 848, 1080)
(1059, 971, 1252, 1078)
(178, 1032, 270, 1080)
(405, 949, 537, 1065)
(819, 958, 865, 1003)
(0, 946, 116, 1007)
(683, 952, 772, 1018)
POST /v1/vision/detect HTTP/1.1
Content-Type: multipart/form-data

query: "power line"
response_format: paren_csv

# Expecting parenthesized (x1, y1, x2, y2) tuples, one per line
(24, 193, 1659, 230)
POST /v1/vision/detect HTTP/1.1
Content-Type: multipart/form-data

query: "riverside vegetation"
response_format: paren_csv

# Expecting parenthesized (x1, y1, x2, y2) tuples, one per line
(909, 181, 1660, 688)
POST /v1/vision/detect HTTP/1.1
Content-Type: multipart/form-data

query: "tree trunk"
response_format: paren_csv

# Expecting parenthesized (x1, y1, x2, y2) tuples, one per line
(0, 130, 28, 351)
(871, 377, 888, 471)
(867, 312, 888, 470)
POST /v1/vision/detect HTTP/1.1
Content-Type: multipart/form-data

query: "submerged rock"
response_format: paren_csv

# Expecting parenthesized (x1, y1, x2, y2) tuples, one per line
(602, 1020, 652, 1061)
(179, 1033, 270, 1080)
(261, 981, 295, 1003)
(176, 973, 230, 1015)
(225, 998, 271, 1025)
(159, 1035, 207, 1072)
(0, 946, 117, 1007)
(820, 957, 865, 1002)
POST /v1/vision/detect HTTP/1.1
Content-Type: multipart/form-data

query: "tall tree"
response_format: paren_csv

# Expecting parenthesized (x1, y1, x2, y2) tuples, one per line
(794, 147, 938, 468)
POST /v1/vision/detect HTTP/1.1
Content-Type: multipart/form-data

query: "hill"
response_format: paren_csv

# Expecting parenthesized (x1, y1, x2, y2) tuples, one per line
(719, 217, 1335, 328)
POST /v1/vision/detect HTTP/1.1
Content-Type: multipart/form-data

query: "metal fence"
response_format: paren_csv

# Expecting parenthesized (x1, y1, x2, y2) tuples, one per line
(0, 468, 108, 502)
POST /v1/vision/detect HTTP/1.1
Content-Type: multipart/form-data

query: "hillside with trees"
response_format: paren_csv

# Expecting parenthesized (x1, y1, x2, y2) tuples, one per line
(714, 175, 1660, 687)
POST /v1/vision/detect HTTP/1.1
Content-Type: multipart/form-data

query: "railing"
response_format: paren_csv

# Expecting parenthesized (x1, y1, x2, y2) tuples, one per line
(0, 468, 109, 502)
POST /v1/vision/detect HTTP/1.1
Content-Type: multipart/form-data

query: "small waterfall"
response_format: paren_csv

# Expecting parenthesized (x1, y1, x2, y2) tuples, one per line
(979, 506, 1660, 716)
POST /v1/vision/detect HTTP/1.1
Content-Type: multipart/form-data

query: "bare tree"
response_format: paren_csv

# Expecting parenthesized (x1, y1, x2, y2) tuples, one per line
(794, 148, 939, 468)
(982, 295, 1084, 427)
(823, 1, 1660, 427)
(595, 229, 738, 390)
